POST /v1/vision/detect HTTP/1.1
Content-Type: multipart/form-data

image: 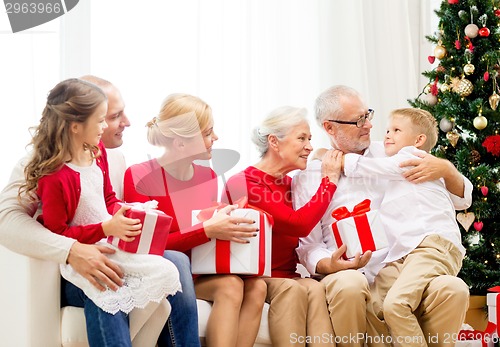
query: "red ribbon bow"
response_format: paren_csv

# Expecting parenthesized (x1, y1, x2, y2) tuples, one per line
(331, 199, 371, 220)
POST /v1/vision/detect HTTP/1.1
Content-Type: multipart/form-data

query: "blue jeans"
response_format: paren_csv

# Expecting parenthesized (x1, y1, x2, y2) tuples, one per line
(159, 250, 201, 347)
(61, 250, 200, 347)
(61, 278, 132, 347)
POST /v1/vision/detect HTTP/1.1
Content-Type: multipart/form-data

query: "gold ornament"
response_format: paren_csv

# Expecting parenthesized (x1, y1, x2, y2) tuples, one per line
(453, 78, 473, 97)
(473, 115, 488, 130)
(434, 45, 447, 60)
(489, 91, 500, 110)
(440, 84, 450, 93)
(446, 131, 460, 147)
(463, 63, 475, 75)
(457, 211, 475, 232)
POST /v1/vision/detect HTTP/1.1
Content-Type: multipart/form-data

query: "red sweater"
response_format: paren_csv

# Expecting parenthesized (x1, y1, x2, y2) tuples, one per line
(223, 166, 336, 278)
(37, 142, 121, 244)
(123, 159, 217, 253)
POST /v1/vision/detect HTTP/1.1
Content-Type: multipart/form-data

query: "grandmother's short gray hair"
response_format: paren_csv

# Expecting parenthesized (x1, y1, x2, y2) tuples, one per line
(251, 106, 308, 157)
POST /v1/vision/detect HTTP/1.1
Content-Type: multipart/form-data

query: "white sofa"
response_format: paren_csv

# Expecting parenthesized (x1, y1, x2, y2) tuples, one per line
(0, 245, 272, 347)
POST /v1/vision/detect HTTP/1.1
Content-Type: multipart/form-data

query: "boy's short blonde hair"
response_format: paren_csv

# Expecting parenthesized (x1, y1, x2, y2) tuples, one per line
(390, 108, 438, 152)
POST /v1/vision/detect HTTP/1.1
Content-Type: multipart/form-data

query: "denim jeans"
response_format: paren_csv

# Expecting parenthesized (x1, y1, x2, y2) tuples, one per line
(159, 250, 201, 347)
(61, 278, 132, 347)
(61, 250, 199, 347)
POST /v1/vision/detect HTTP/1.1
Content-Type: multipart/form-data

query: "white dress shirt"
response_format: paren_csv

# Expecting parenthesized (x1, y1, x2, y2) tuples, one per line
(293, 141, 472, 283)
(343, 145, 469, 264)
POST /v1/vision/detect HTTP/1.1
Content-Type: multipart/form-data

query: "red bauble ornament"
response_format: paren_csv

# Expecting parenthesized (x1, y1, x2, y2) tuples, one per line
(474, 221, 483, 232)
(495, 9, 500, 18)
(448, 0, 459, 4)
(479, 27, 491, 37)
(455, 40, 461, 49)
(481, 186, 489, 196)
(428, 56, 436, 64)
(484, 71, 490, 81)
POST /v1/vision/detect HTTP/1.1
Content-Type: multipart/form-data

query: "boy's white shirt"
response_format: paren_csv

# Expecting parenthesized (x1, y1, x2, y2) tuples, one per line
(293, 141, 472, 283)
(0, 149, 127, 263)
(343, 145, 468, 264)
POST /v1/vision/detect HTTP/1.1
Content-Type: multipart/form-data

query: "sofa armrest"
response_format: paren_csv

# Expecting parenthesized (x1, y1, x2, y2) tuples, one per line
(0, 245, 61, 347)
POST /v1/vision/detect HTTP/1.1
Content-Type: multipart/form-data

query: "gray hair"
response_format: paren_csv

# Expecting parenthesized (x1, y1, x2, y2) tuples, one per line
(251, 106, 308, 157)
(314, 85, 361, 127)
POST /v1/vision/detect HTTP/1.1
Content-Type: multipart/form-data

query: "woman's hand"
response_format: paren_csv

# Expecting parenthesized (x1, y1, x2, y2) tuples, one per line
(203, 205, 259, 244)
(102, 204, 142, 241)
(321, 149, 343, 184)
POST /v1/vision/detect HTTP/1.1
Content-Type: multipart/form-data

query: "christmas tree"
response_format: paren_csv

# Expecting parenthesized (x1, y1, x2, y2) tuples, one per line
(408, 0, 500, 295)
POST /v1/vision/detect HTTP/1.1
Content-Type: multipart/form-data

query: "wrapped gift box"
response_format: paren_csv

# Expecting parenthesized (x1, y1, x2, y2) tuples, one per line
(330, 199, 388, 259)
(107, 201, 172, 256)
(191, 207, 272, 276)
(486, 287, 499, 347)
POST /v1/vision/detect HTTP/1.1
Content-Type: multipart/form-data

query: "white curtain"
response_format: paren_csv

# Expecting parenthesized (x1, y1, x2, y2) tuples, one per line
(0, 0, 435, 185)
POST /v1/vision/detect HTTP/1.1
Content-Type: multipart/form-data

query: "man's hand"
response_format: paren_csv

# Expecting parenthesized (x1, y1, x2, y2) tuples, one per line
(315, 245, 372, 274)
(399, 151, 465, 197)
(67, 242, 124, 291)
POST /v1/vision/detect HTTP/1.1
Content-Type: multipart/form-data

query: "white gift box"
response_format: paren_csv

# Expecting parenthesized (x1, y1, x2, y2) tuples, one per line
(330, 208, 388, 259)
(486, 292, 499, 347)
(191, 208, 272, 276)
(487, 292, 498, 325)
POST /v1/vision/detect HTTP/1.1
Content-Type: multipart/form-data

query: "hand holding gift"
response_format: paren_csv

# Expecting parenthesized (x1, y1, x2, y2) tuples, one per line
(203, 204, 258, 244)
(102, 204, 142, 242)
(107, 200, 173, 255)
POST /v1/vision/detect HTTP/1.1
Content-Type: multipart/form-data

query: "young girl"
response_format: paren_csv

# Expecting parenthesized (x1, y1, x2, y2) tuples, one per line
(123, 93, 265, 347)
(19, 78, 181, 347)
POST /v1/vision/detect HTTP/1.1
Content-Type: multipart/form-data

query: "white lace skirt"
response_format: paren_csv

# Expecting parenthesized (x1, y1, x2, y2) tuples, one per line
(60, 242, 181, 314)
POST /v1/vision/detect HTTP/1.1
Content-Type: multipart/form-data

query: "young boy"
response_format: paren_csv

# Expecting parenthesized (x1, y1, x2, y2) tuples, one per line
(342, 108, 469, 344)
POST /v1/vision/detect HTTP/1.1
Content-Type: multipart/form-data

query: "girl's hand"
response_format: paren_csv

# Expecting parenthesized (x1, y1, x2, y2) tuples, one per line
(102, 205, 142, 242)
(203, 205, 258, 244)
(321, 149, 343, 184)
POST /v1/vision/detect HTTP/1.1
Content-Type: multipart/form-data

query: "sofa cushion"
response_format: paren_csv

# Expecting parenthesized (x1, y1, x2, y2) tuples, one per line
(197, 299, 271, 346)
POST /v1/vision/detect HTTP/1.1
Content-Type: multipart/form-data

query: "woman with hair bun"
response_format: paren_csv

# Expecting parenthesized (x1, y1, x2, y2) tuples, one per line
(223, 106, 343, 347)
(123, 93, 266, 347)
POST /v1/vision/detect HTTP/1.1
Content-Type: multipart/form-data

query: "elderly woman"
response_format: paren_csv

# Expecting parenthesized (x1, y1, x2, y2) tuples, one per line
(223, 106, 342, 347)
(123, 93, 266, 347)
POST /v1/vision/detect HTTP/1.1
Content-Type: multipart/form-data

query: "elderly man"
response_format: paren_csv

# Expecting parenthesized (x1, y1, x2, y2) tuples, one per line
(293, 85, 471, 347)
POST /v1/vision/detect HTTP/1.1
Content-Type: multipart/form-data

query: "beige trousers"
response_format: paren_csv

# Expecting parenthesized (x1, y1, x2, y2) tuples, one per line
(264, 277, 334, 347)
(367, 234, 469, 347)
(321, 269, 371, 347)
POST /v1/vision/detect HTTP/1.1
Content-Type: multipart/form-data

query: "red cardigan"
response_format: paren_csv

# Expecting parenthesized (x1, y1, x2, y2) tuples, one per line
(123, 159, 217, 253)
(37, 142, 121, 244)
(223, 166, 336, 278)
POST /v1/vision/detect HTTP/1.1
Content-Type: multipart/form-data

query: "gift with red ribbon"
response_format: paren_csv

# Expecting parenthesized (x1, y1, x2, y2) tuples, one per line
(457, 287, 500, 347)
(330, 199, 388, 259)
(190, 197, 273, 276)
(107, 200, 172, 256)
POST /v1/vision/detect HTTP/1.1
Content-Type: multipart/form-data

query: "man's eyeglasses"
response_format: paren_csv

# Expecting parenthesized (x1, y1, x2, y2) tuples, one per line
(327, 109, 375, 128)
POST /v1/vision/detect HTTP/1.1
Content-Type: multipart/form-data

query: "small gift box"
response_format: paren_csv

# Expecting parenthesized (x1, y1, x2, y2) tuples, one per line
(107, 200, 172, 256)
(191, 198, 272, 276)
(330, 199, 388, 259)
